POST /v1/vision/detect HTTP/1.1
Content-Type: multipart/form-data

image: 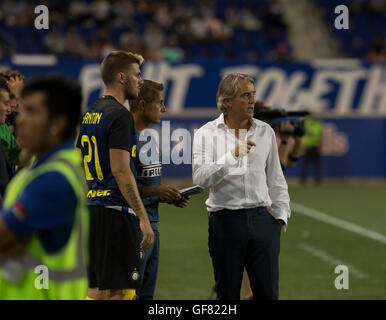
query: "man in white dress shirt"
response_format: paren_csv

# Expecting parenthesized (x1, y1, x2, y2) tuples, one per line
(192, 73, 290, 300)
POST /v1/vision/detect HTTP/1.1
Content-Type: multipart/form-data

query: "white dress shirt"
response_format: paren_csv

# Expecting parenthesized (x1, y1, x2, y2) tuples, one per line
(192, 113, 291, 229)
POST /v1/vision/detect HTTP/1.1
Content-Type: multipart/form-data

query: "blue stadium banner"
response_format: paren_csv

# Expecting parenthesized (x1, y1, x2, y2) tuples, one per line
(155, 116, 386, 178)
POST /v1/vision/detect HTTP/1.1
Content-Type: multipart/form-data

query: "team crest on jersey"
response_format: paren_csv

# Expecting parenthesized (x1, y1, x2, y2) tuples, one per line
(131, 270, 140, 281)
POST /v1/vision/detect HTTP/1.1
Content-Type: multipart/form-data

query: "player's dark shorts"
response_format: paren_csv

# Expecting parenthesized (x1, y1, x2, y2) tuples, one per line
(88, 205, 141, 290)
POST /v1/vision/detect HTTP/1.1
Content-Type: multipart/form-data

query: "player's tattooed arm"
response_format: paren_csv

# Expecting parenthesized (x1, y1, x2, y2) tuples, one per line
(124, 182, 143, 214)
(110, 148, 154, 250)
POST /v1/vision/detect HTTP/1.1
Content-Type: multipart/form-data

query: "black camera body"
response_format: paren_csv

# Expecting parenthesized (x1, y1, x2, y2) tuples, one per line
(280, 119, 306, 137)
(253, 107, 308, 138)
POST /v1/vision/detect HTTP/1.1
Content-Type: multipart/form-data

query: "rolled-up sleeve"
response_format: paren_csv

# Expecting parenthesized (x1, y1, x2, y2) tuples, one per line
(265, 129, 291, 230)
(192, 127, 238, 188)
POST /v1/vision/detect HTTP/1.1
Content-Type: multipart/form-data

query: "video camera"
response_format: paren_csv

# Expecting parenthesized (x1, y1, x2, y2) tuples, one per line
(253, 105, 309, 137)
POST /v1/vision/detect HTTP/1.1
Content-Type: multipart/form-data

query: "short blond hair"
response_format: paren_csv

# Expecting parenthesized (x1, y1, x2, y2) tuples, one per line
(101, 50, 144, 86)
(216, 73, 254, 114)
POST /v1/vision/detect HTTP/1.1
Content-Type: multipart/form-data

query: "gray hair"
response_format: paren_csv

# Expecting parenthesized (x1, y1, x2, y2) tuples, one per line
(216, 73, 254, 114)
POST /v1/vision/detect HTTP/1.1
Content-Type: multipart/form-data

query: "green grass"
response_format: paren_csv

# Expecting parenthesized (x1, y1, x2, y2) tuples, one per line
(154, 185, 386, 300)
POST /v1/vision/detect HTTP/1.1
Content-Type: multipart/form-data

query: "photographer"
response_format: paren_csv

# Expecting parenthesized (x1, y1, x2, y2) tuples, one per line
(277, 120, 304, 168)
(254, 101, 305, 170)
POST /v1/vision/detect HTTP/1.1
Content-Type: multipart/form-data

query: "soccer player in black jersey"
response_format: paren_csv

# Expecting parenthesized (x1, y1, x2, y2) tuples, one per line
(77, 51, 154, 300)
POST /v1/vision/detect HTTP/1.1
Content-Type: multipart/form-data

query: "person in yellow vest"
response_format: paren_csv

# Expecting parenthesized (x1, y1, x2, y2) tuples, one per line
(300, 113, 323, 185)
(0, 75, 89, 299)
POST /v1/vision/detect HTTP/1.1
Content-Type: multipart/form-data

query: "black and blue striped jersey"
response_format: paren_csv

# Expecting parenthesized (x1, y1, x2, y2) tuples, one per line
(77, 95, 137, 209)
(135, 129, 161, 222)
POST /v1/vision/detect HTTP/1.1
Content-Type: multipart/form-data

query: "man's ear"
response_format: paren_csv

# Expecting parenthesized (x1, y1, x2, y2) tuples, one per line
(224, 98, 232, 110)
(117, 72, 125, 85)
(138, 100, 146, 112)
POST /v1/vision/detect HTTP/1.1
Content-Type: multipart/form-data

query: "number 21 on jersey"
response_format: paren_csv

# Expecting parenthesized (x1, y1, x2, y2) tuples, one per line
(81, 135, 104, 180)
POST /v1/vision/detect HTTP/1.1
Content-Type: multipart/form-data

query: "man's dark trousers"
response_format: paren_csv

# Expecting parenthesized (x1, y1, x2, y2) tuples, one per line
(208, 207, 281, 300)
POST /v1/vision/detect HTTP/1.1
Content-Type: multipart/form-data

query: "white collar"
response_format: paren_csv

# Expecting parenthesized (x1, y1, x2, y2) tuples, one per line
(215, 113, 259, 129)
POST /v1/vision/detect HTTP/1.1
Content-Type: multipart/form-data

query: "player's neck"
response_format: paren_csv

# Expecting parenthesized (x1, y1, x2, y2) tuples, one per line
(35, 138, 61, 159)
(103, 88, 126, 105)
(224, 114, 250, 130)
(133, 113, 149, 133)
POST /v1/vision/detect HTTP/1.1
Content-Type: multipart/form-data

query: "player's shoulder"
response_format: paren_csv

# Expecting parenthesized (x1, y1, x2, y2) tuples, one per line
(94, 97, 133, 126)
(24, 170, 75, 198)
(93, 96, 127, 114)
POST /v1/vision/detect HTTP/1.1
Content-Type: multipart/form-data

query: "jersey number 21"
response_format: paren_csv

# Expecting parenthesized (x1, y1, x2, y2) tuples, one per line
(81, 135, 104, 181)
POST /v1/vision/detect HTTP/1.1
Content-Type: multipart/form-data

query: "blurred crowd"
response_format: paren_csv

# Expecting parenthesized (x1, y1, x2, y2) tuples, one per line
(0, 0, 292, 62)
(366, 34, 386, 62)
(0, 69, 25, 198)
(349, 0, 386, 62)
(317, 0, 386, 62)
(0, 0, 384, 62)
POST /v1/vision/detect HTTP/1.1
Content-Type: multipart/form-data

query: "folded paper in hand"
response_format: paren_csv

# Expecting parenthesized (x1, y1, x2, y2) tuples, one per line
(179, 185, 205, 197)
